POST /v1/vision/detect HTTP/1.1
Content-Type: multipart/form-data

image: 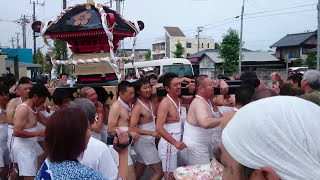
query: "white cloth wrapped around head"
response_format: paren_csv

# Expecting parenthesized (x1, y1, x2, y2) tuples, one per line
(222, 96, 320, 180)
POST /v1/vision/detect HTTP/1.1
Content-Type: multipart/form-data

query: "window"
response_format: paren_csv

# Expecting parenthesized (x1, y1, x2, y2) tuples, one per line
(201, 43, 204, 48)
(207, 43, 210, 48)
(186, 43, 192, 48)
(139, 55, 143, 60)
(163, 65, 193, 77)
(302, 47, 309, 54)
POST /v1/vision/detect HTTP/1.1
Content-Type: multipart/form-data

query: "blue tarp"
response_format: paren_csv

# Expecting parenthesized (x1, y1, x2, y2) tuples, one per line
(1, 49, 33, 63)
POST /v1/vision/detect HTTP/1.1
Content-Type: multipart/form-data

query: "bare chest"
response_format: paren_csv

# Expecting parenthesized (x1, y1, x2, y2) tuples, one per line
(166, 103, 180, 123)
(118, 107, 130, 126)
(25, 111, 38, 129)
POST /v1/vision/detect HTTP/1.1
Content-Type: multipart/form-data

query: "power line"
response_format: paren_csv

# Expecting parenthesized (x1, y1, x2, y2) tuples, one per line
(244, 9, 315, 19)
(244, 3, 317, 16)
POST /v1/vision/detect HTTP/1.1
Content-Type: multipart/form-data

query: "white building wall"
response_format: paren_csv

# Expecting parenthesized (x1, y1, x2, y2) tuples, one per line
(152, 36, 215, 59)
(185, 39, 215, 56)
(199, 56, 215, 77)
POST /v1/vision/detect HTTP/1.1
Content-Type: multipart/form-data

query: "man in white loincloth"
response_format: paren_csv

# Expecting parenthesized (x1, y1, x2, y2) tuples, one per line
(130, 78, 163, 179)
(156, 72, 194, 180)
(0, 85, 10, 178)
(183, 75, 224, 166)
(7, 77, 32, 149)
(80, 87, 108, 142)
(6, 77, 32, 179)
(13, 84, 50, 180)
(108, 81, 140, 180)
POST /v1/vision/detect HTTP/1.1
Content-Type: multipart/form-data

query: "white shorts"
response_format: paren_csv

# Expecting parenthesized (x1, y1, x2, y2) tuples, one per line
(134, 136, 160, 165)
(0, 124, 8, 167)
(36, 122, 46, 142)
(13, 137, 43, 176)
(185, 143, 211, 166)
(7, 125, 13, 152)
(0, 146, 9, 167)
(158, 136, 180, 173)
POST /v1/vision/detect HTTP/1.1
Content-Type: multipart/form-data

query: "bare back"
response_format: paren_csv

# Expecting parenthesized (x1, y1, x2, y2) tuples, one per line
(6, 97, 23, 125)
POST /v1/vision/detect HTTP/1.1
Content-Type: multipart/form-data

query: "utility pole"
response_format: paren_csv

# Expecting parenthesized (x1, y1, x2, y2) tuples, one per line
(110, 0, 113, 7)
(116, 0, 122, 55)
(62, 0, 67, 73)
(317, 0, 320, 71)
(197, 26, 203, 52)
(239, 0, 245, 75)
(10, 37, 15, 49)
(17, 15, 31, 49)
(30, 1, 45, 63)
(16, 32, 20, 49)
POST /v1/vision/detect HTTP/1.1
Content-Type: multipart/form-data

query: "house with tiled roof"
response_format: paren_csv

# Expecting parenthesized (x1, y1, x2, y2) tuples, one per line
(270, 31, 317, 61)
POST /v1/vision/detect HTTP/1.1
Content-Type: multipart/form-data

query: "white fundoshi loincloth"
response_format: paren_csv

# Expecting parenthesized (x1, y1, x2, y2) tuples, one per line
(7, 125, 14, 164)
(0, 123, 9, 167)
(183, 120, 213, 165)
(158, 122, 182, 173)
(134, 121, 160, 165)
(12, 126, 43, 176)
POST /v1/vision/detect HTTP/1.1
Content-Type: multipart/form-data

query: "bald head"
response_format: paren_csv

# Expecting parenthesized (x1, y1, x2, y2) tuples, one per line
(195, 75, 209, 91)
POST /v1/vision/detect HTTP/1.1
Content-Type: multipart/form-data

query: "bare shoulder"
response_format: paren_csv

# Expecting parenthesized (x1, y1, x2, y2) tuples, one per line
(110, 101, 121, 110)
(159, 97, 169, 106)
(14, 105, 29, 116)
(190, 98, 205, 108)
(7, 98, 20, 108)
(132, 102, 141, 111)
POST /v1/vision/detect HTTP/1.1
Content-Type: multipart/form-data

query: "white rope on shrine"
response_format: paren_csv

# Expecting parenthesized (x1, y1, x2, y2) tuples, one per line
(39, 2, 141, 80)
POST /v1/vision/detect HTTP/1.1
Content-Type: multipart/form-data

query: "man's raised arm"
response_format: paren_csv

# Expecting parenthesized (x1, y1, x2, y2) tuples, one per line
(196, 101, 221, 129)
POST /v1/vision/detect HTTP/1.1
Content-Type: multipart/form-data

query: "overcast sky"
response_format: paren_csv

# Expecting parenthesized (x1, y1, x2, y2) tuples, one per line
(0, 0, 317, 53)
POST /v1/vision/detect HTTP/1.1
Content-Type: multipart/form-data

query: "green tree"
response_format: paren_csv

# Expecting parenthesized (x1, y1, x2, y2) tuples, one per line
(306, 51, 317, 68)
(52, 39, 63, 75)
(44, 53, 53, 73)
(292, 58, 304, 67)
(35, 48, 45, 73)
(52, 39, 71, 76)
(172, 41, 185, 58)
(219, 29, 240, 74)
(145, 49, 152, 61)
(214, 42, 220, 49)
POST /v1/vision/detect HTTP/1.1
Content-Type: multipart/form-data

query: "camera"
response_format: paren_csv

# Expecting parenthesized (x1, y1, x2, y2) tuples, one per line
(106, 131, 132, 148)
